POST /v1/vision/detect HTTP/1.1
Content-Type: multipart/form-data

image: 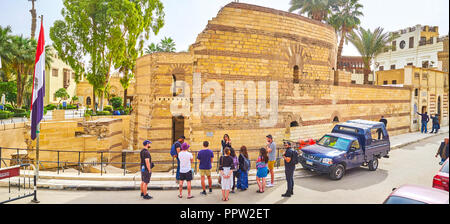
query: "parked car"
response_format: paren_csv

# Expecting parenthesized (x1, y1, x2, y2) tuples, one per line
(298, 120, 390, 180)
(433, 158, 449, 191)
(383, 184, 449, 204)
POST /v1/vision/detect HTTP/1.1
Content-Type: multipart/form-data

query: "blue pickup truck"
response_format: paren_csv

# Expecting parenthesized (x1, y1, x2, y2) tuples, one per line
(299, 120, 390, 180)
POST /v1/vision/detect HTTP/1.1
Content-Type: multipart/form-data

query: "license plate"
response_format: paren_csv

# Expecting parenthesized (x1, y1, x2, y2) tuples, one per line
(306, 160, 313, 166)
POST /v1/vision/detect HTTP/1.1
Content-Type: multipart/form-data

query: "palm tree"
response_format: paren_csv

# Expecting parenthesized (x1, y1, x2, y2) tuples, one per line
(0, 25, 13, 82)
(29, 0, 37, 40)
(159, 37, 176, 52)
(145, 37, 176, 54)
(288, 0, 338, 21)
(328, 0, 363, 65)
(9, 35, 36, 107)
(346, 27, 397, 84)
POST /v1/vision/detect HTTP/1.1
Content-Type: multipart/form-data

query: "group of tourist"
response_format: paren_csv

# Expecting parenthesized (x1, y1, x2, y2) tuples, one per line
(416, 111, 441, 134)
(139, 133, 297, 201)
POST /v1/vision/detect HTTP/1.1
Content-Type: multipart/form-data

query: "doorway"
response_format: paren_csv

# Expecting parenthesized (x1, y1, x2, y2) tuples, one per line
(172, 116, 185, 144)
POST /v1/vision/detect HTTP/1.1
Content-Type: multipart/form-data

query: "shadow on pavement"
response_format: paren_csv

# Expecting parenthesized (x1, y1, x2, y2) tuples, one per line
(295, 167, 389, 192)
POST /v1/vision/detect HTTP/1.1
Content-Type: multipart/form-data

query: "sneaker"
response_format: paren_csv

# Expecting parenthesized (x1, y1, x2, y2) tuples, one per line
(231, 190, 235, 194)
(209, 188, 212, 193)
(143, 194, 153, 200)
(140, 193, 144, 197)
(200, 191, 207, 196)
(266, 183, 274, 187)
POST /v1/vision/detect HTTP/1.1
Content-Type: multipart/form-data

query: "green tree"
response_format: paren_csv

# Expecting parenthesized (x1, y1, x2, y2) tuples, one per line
(50, 0, 164, 112)
(328, 0, 363, 65)
(0, 25, 13, 82)
(54, 88, 70, 107)
(0, 81, 17, 106)
(145, 37, 176, 54)
(346, 27, 398, 84)
(288, 0, 338, 21)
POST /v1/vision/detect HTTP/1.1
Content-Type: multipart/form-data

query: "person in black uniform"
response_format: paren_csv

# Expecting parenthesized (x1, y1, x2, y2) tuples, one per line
(282, 142, 295, 197)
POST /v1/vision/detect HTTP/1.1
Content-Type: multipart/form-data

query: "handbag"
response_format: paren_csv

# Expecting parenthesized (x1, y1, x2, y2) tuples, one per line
(218, 156, 223, 184)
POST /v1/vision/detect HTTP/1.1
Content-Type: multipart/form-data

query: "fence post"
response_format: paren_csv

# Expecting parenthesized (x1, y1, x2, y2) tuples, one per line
(216, 150, 220, 173)
(101, 152, 103, 176)
(194, 152, 197, 175)
(123, 152, 126, 176)
(78, 152, 81, 175)
(57, 151, 60, 174)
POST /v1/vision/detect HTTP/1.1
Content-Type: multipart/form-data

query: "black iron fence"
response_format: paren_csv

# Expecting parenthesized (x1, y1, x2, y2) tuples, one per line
(0, 144, 299, 176)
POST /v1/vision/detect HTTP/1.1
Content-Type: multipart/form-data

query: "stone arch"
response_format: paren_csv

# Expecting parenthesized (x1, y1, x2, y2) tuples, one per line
(330, 111, 342, 123)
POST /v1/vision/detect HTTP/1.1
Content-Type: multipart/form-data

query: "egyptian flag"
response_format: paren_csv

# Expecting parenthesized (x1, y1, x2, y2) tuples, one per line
(30, 20, 45, 140)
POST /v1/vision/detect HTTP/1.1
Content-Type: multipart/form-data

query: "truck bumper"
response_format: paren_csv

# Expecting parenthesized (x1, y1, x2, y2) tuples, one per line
(299, 157, 331, 174)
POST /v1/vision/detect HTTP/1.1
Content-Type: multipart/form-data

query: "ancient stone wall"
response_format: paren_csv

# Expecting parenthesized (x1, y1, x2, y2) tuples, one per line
(132, 3, 420, 171)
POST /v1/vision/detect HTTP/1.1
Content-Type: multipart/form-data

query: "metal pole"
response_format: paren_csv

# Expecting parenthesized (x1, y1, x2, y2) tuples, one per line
(100, 152, 103, 176)
(0, 147, 2, 168)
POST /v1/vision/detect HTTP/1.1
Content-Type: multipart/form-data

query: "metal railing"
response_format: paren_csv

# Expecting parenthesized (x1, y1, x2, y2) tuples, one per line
(0, 163, 38, 204)
(0, 145, 293, 177)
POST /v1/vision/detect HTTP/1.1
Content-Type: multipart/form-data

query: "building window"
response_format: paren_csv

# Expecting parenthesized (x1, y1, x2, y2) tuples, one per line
(409, 37, 414, 48)
(52, 69, 58, 77)
(399, 40, 406, 49)
(172, 75, 177, 97)
(290, 121, 299, 127)
(414, 72, 420, 79)
(351, 80, 356, 84)
(379, 66, 384, 71)
(63, 69, 70, 89)
(293, 65, 299, 84)
(422, 61, 429, 68)
(407, 63, 413, 66)
(414, 89, 418, 97)
(390, 65, 396, 70)
(383, 81, 388, 85)
(392, 80, 397, 84)
(332, 116, 340, 123)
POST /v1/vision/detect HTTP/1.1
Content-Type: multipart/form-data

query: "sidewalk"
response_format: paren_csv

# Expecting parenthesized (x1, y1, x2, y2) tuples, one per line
(0, 126, 448, 191)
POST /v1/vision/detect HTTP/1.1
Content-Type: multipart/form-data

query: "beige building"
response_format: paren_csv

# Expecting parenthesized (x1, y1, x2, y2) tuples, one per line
(76, 74, 136, 109)
(377, 65, 449, 131)
(45, 47, 76, 105)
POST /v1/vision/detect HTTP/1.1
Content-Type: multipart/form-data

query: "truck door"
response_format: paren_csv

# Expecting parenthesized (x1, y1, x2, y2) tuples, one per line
(346, 140, 364, 168)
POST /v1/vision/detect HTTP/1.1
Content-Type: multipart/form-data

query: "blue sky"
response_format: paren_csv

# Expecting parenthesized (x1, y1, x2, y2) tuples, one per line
(1, 0, 448, 56)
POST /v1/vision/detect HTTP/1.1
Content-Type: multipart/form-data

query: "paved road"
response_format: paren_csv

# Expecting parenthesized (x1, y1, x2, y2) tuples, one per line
(2, 133, 448, 204)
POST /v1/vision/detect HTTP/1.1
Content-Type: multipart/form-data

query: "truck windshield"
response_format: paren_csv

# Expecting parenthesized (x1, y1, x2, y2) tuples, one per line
(317, 135, 351, 151)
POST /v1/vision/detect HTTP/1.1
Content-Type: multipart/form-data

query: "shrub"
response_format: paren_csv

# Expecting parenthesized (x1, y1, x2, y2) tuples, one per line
(4, 104, 14, 112)
(85, 109, 93, 117)
(110, 97, 123, 110)
(45, 104, 57, 110)
(0, 110, 13, 119)
(96, 111, 111, 116)
(104, 105, 113, 112)
(13, 108, 26, 114)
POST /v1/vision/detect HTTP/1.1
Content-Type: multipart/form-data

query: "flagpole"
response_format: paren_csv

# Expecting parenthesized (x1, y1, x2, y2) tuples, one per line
(31, 15, 43, 204)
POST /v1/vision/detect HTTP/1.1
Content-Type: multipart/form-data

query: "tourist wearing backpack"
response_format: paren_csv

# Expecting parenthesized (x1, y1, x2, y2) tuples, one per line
(282, 141, 297, 197)
(171, 136, 185, 183)
(237, 146, 250, 191)
(230, 148, 239, 193)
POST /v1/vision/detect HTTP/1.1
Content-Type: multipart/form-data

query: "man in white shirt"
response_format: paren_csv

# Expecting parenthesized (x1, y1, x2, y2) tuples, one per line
(178, 142, 194, 199)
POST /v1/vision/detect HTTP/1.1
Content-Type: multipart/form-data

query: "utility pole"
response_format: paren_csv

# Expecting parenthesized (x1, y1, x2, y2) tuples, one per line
(29, 0, 37, 39)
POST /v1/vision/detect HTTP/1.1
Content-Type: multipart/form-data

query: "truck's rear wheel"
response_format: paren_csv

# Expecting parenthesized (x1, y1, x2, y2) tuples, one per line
(368, 158, 378, 171)
(329, 164, 345, 180)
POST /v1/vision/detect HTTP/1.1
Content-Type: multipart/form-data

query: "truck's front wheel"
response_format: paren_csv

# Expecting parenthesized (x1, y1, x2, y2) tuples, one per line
(329, 164, 345, 180)
(368, 158, 378, 171)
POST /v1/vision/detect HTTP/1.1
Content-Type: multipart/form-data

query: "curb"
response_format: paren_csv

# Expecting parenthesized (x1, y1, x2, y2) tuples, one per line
(391, 130, 449, 150)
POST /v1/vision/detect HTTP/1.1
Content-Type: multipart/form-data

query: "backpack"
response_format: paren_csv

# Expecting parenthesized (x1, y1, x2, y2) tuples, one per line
(232, 156, 239, 170)
(242, 156, 251, 171)
(291, 149, 299, 165)
(170, 142, 178, 157)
